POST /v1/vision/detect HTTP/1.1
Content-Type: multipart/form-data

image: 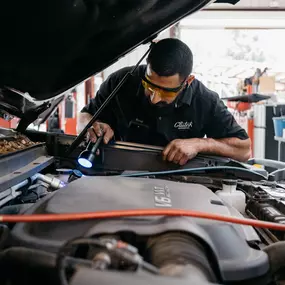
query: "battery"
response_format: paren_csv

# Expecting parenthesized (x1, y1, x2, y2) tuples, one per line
(276, 200, 285, 213)
(246, 199, 285, 241)
(260, 205, 284, 222)
(272, 219, 285, 240)
(247, 202, 271, 219)
(257, 204, 285, 241)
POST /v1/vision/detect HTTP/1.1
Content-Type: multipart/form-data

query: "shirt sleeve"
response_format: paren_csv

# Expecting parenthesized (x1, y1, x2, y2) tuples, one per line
(204, 93, 249, 140)
(80, 72, 119, 127)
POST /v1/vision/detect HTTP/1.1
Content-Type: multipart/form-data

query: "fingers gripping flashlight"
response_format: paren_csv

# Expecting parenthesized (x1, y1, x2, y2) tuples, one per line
(77, 135, 104, 168)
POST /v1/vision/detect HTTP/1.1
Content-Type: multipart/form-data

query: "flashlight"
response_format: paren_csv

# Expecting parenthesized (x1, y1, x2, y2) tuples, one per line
(77, 135, 104, 168)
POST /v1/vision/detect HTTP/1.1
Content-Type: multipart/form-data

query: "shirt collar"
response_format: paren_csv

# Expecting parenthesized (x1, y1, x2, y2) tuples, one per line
(175, 82, 193, 108)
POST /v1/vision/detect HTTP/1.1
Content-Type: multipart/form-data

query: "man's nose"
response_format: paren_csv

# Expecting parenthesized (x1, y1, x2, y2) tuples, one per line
(150, 92, 162, 104)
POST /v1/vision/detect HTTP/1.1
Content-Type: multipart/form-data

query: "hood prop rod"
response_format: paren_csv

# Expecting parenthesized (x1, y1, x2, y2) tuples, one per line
(66, 42, 154, 156)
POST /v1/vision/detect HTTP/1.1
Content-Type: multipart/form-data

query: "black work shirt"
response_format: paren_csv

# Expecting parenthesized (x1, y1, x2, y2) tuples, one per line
(81, 65, 248, 146)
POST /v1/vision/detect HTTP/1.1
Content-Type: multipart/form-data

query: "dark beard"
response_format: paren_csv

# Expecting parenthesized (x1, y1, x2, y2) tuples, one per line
(142, 95, 176, 115)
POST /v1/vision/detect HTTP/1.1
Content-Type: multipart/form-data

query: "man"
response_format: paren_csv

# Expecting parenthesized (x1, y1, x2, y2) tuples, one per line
(79, 38, 251, 165)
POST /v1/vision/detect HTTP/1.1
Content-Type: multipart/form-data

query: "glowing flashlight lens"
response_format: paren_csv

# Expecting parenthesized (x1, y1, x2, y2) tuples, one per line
(78, 158, 92, 168)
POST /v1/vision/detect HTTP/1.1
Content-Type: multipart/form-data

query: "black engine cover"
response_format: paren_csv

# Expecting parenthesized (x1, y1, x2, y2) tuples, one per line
(11, 176, 269, 282)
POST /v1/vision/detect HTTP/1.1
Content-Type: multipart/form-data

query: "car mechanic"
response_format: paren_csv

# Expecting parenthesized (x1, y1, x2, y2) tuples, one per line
(79, 38, 251, 165)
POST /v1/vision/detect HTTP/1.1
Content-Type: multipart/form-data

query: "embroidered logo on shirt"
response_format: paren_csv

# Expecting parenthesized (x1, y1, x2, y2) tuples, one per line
(174, 121, 193, 130)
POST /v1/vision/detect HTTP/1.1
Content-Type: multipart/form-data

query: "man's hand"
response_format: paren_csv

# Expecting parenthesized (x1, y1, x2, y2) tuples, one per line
(88, 121, 114, 144)
(162, 139, 200, 166)
(163, 137, 251, 165)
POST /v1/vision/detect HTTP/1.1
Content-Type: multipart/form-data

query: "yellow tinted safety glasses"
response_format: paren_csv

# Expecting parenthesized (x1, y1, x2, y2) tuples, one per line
(141, 74, 185, 99)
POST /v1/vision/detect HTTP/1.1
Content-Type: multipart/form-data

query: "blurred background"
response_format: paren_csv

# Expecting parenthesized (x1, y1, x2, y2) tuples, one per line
(3, 0, 285, 161)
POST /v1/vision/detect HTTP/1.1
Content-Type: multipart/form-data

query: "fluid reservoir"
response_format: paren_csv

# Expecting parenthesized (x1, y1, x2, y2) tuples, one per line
(215, 180, 246, 214)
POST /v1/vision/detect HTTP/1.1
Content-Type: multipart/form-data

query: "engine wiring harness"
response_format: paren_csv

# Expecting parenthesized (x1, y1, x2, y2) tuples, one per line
(56, 237, 159, 285)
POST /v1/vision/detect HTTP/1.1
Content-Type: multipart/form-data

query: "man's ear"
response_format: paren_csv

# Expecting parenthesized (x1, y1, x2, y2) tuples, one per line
(185, 75, 195, 86)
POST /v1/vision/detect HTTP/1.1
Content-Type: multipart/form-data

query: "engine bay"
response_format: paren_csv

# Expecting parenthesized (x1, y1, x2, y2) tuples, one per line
(1, 127, 285, 285)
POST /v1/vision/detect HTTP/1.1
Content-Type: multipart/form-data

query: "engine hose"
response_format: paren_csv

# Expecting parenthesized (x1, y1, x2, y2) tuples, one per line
(263, 242, 285, 276)
(0, 224, 9, 249)
(147, 232, 218, 283)
(0, 247, 56, 269)
(1, 209, 285, 233)
(0, 247, 57, 284)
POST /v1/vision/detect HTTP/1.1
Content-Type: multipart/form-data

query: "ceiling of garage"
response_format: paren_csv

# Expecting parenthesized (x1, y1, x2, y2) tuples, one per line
(209, 0, 285, 9)
(179, 10, 285, 29)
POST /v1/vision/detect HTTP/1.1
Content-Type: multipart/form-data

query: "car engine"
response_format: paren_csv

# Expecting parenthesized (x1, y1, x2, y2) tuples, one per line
(0, 130, 285, 285)
(9, 176, 269, 283)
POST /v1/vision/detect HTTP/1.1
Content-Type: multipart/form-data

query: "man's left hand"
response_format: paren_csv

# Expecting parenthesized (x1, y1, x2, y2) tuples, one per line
(162, 139, 201, 165)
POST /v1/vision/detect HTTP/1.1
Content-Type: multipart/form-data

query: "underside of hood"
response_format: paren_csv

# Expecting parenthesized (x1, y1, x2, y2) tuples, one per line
(0, 0, 239, 127)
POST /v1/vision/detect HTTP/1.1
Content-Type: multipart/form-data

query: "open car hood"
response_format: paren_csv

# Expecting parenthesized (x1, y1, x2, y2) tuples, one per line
(0, 0, 239, 126)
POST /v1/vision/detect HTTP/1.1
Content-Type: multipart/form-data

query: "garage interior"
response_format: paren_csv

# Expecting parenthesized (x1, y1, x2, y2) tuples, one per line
(2, 1, 285, 285)
(8, 0, 283, 163)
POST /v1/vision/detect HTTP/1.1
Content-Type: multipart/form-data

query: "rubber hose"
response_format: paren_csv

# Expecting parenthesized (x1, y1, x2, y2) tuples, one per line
(0, 225, 9, 249)
(263, 242, 285, 275)
(146, 232, 218, 282)
(0, 247, 56, 269)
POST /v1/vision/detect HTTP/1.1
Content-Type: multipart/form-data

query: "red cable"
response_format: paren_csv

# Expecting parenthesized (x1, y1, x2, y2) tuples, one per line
(1, 208, 285, 231)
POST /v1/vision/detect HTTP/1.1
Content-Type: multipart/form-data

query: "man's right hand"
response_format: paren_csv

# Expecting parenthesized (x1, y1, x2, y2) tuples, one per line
(88, 121, 114, 144)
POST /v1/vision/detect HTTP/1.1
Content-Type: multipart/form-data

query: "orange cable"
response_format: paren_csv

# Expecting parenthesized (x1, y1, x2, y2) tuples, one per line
(1, 208, 285, 231)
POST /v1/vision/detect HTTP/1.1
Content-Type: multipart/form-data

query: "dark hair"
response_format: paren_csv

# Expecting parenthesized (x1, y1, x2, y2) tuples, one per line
(146, 38, 193, 80)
